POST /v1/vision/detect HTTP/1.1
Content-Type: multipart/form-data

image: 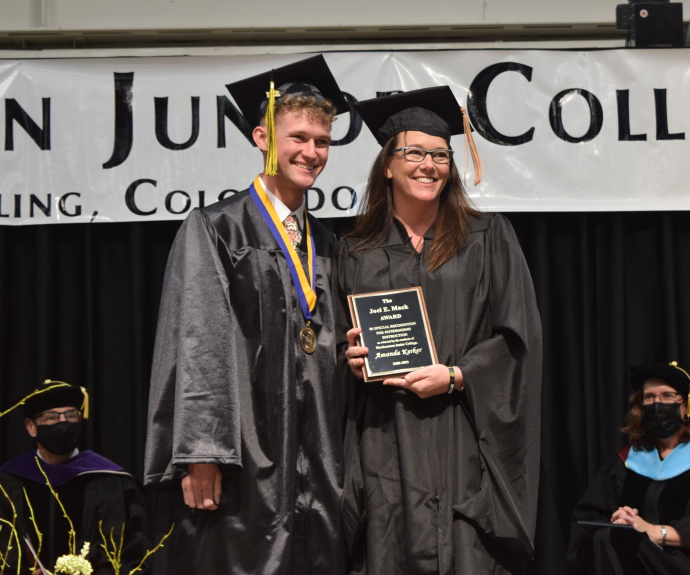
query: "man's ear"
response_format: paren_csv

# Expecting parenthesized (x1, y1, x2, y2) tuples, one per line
(253, 125, 268, 152)
(25, 418, 38, 438)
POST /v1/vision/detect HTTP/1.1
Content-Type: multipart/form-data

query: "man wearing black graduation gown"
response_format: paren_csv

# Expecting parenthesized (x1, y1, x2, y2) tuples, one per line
(0, 381, 151, 574)
(144, 56, 348, 574)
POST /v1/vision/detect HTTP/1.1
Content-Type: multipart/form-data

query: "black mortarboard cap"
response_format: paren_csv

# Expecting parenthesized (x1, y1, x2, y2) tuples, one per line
(226, 54, 348, 128)
(630, 361, 690, 396)
(354, 86, 466, 147)
(19, 380, 88, 419)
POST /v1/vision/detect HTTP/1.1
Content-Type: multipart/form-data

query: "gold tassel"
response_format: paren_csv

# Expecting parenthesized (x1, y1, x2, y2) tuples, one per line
(264, 82, 280, 176)
(670, 361, 690, 416)
(80, 387, 90, 420)
(460, 106, 483, 186)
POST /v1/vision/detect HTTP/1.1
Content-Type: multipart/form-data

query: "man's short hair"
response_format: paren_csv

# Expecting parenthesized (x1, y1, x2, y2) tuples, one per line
(274, 94, 337, 126)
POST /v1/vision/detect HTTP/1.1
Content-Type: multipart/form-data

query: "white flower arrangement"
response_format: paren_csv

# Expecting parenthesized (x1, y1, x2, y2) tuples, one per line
(54, 542, 93, 575)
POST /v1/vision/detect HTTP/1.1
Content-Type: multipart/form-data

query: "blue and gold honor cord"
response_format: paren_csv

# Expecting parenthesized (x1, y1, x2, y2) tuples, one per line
(249, 176, 316, 322)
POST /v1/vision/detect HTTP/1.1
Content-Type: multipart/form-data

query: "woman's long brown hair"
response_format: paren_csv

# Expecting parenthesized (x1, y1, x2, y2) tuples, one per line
(348, 134, 481, 272)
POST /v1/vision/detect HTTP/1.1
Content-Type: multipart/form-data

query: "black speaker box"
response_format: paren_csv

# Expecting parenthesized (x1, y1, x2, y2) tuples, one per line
(633, 3, 684, 47)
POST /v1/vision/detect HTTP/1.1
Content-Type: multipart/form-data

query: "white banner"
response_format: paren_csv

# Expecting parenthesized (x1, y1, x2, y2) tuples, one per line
(1, 49, 689, 225)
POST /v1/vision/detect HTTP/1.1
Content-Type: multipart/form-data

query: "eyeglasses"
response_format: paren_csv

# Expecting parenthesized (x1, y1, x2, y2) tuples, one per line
(390, 147, 454, 164)
(34, 409, 81, 425)
(641, 392, 682, 405)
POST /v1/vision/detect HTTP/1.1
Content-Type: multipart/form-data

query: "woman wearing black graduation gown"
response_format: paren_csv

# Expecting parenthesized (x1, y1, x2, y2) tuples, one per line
(568, 362, 690, 575)
(332, 87, 542, 574)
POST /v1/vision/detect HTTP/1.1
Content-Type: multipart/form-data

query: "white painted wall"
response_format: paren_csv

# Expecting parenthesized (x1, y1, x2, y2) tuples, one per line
(2, 0, 680, 31)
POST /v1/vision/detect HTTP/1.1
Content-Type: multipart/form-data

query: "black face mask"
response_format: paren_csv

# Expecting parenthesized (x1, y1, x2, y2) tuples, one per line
(643, 402, 683, 439)
(35, 421, 82, 456)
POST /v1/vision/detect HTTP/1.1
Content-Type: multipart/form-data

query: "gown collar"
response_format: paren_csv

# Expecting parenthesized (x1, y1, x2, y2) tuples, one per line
(622, 441, 690, 481)
(385, 217, 435, 248)
(0, 450, 127, 487)
(259, 176, 306, 231)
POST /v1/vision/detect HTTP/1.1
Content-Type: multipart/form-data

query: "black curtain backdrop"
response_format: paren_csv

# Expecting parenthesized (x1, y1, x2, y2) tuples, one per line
(2, 211, 690, 574)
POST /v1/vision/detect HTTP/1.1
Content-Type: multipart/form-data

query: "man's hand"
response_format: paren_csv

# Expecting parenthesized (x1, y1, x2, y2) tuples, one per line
(182, 463, 222, 510)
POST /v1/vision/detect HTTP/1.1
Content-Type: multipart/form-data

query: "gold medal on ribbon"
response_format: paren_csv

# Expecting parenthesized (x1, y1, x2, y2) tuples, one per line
(299, 322, 317, 354)
(249, 177, 319, 355)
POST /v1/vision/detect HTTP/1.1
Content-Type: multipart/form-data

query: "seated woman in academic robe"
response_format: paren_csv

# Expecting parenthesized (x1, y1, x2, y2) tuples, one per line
(567, 361, 690, 575)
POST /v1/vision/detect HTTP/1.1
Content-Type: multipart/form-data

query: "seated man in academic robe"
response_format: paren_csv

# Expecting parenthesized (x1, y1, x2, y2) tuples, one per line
(0, 380, 151, 574)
